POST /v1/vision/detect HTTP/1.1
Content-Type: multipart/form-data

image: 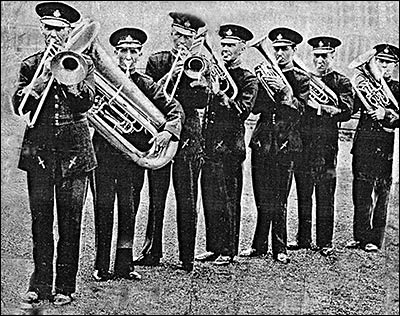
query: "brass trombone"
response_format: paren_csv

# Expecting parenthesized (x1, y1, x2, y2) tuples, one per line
(17, 20, 99, 128)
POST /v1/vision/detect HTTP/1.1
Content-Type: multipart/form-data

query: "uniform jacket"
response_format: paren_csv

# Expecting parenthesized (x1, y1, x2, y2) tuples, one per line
(203, 64, 259, 162)
(299, 70, 354, 173)
(92, 69, 184, 160)
(250, 66, 310, 158)
(12, 50, 97, 177)
(351, 72, 399, 179)
(145, 50, 209, 158)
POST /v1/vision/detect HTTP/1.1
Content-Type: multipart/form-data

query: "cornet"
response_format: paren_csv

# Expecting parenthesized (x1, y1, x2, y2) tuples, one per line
(17, 20, 99, 128)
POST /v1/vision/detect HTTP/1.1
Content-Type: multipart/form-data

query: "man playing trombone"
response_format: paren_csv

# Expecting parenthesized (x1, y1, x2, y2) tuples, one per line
(195, 23, 259, 266)
(240, 27, 310, 264)
(290, 36, 354, 256)
(12, 2, 96, 306)
(347, 43, 399, 252)
(132, 12, 208, 272)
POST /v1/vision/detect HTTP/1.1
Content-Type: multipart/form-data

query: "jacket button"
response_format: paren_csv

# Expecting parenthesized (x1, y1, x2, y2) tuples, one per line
(55, 103, 59, 109)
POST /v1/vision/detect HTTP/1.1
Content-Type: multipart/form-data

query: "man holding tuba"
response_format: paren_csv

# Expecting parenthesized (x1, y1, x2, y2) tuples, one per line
(132, 12, 208, 272)
(346, 43, 399, 253)
(290, 36, 354, 256)
(240, 27, 310, 264)
(12, 2, 97, 306)
(195, 24, 259, 266)
(91, 27, 184, 281)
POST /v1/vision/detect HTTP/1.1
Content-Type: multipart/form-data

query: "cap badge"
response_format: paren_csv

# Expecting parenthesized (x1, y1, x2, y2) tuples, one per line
(277, 33, 283, 40)
(53, 9, 61, 18)
(184, 20, 191, 28)
(318, 40, 324, 47)
(384, 48, 389, 54)
(226, 29, 233, 36)
(125, 35, 134, 42)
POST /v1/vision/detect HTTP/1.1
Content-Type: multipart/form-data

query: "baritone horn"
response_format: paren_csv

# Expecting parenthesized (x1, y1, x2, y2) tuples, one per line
(87, 29, 178, 170)
(250, 35, 293, 103)
(348, 50, 398, 130)
(17, 20, 99, 128)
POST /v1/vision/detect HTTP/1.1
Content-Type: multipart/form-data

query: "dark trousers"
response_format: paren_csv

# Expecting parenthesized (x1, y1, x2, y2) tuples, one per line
(93, 157, 144, 274)
(27, 169, 89, 298)
(201, 158, 243, 257)
(140, 154, 202, 263)
(251, 151, 294, 256)
(294, 170, 336, 248)
(352, 177, 391, 248)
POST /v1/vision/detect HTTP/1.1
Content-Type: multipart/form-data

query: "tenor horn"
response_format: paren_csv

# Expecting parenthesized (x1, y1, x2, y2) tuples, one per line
(87, 30, 178, 170)
(293, 55, 339, 115)
(250, 35, 293, 103)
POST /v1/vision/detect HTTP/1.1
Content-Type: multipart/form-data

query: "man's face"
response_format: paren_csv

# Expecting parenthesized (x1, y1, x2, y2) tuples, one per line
(170, 29, 195, 53)
(375, 57, 396, 79)
(312, 52, 334, 74)
(221, 41, 243, 64)
(115, 47, 141, 71)
(40, 23, 71, 48)
(273, 45, 295, 68)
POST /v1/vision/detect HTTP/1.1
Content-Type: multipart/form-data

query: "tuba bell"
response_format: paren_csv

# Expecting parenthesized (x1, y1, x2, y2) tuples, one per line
(250, 35, 293, 103)
(86, 22, 178, 170)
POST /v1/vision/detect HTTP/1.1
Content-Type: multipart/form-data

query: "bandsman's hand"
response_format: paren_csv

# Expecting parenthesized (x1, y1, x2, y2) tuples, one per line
(264, 75, 286, 92)
(149, 130, 172, 154)
(322, 105, 342, 117)
(189, 75, 209, 89)
(368, 107, 385, 121)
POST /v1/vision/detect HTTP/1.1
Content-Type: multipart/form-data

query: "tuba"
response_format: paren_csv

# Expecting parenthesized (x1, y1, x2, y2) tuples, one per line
(349, 49, 398, 130)
(293, 56, 339, 115)
(85, 22, 178, 170)
(250, 35, 293, 103)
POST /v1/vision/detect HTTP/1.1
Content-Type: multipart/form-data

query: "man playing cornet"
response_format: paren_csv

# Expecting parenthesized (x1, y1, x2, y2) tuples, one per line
(290, 36, 354, 256)
(12, 1, 96, 307)
(347, 43, 399, 253)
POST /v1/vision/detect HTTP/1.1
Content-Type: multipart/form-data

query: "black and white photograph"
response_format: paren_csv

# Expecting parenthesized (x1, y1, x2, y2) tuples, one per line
(1, 1, 399, 314)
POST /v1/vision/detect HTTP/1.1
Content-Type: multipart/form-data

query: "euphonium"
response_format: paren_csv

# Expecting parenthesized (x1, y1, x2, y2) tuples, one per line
(18, 20, 99, 128)
(86, 28, 178, 170)
(250, 35, 293, 103)
(349, 51, 398, 129)
(293, 55, 339, 115)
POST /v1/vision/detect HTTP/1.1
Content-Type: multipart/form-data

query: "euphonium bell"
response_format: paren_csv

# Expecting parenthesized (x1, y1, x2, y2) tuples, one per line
(51, 51, 88, 85)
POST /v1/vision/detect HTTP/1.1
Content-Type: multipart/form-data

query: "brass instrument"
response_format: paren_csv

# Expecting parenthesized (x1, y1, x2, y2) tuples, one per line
(87, 26, 178, 170)
(250, 35, 293, 103)
(349, 50, 398, 130)
(293, 55, 339, 115)
(163, 30, 209, 103)
(18, 20, 98, 128)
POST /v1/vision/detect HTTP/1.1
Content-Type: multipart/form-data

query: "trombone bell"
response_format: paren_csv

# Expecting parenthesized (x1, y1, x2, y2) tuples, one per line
(51, 51, 89, 85)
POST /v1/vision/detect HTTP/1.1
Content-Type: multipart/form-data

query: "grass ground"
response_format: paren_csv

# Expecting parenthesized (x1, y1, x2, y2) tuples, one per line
(1, 117, 399, 315)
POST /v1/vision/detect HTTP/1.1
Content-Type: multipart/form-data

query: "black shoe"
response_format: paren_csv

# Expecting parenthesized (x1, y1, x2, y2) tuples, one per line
(275, 253, 290, 264)
(320, 247, 334, 257)
(177, 261, 194, 272)
(114, 265, 142, 280)
(53, 293, 72, 306)
(132, 254, 160, 266)
(287, 241, 312, 251)
(195, 251, 218, 262)
(92, 269, 112, 282)
(212, 255, 234, 266)
(239, 248, 264, 257)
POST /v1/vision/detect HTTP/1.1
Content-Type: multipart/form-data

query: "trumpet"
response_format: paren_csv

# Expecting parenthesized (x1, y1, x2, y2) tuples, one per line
(250, 35, 293, 103)
(17, 20, 99, 128)
(293, 55, 339, 115)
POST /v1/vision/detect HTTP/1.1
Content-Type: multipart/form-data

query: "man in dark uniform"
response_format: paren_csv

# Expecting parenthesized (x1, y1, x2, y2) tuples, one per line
(346, 43, 399, 252)
(12, 2, 96, 306)
(92, 27, 184, 281)
(288, 36, 354, 256)
(132, 12, 208, 272)
(195, 24, 259, 265)
(240, 27, 310, 264)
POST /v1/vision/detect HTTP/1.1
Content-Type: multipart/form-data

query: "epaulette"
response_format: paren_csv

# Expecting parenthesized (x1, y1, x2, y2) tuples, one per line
(22, 50, 43, 62)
